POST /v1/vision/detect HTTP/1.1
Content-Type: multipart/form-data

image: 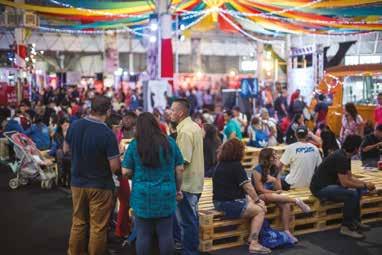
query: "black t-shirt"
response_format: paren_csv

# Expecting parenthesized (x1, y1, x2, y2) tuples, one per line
(274, 96, 287, 117)
(213, 161, 249, 201)
(65, 117, 120, 190)
(360, 134, 381, 162)
(310, 149, 350, 194)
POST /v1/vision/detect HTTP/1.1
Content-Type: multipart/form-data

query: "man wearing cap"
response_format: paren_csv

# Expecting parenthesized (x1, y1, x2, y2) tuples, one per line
(360, 124, 382, 167)
(280, 126, 322, 190)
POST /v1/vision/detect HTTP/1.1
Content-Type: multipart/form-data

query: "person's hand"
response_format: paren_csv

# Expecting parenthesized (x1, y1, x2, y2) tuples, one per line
(366, 182, 376, 191)
(377, 142, 382, 148)
(267, 175, 277, 183)
(275, 190, 283, 194)
(176, 191, 183, 201)
(121, 168, 129, 177)
(255, 199, 267, 213)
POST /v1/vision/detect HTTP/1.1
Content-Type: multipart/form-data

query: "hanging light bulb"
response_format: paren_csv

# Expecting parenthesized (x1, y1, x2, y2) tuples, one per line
(150, 22, 159, 32)
(149, 35, 157, 43)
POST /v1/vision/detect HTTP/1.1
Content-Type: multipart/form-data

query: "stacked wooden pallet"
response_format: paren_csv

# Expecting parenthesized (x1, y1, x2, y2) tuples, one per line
(241, 145, 286, 171)
(199, 162, 382, 252)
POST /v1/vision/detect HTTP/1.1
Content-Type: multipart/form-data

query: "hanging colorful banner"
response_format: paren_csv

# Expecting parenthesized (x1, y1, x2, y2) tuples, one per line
(104, 32, 119, 74)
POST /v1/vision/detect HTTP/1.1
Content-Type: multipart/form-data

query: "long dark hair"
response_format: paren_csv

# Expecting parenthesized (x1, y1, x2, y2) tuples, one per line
(136, 112, 170, 168)
(55, 117, 70, 142)
(258, 148, 275, 183)
(345, 102, 358, 121)
(204, 124, 221, 145)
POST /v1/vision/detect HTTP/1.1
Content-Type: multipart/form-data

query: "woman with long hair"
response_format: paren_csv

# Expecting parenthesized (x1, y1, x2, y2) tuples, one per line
(213, 138, 270, 254)
(340, 102, 364, 143)
(121, 112, 184, 255)
(252, 148, 311, 243)
(285, 113, 304, 144)
(203, 124, 222, 177)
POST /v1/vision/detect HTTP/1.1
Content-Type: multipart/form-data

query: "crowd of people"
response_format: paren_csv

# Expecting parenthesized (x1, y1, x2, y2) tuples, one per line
(0, 84, 381, 255)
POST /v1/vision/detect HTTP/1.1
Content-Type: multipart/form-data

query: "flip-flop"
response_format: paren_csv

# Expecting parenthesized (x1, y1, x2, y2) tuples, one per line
(249, 246, 272, 254)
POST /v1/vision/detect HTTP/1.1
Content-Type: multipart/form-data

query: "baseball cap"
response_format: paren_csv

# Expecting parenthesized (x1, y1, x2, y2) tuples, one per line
(296, 125, 308, 136)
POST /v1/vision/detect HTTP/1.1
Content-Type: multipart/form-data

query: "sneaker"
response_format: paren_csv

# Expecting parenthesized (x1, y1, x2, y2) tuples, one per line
(295, 198, 311, 213)
(354, 221, 371, 232)
(340, 226, 365, 239)
(175, 242, 183, 251)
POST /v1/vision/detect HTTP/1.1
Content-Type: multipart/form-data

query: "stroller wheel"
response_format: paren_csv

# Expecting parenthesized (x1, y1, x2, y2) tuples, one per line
(9, 178, 19, 190)
(46, 180, 53, 190)
(19, 177, 28, 186)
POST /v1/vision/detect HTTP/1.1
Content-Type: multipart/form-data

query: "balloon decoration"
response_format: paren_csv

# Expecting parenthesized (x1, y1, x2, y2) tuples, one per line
(1, 0, 382, 41)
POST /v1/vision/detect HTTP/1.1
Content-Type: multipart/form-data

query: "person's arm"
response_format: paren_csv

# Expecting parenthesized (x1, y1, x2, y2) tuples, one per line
(253, 171, 275, 194)
(242, 182, 260, 201)
(362, 141, 382, 152)
(176, 132, 193, 165)
(229, 132, 237, 139)
(121, 142, 135, 178)
(106, 133, 121, 174)
(308, 131, 322, 147)
(338, 173, 375, 191)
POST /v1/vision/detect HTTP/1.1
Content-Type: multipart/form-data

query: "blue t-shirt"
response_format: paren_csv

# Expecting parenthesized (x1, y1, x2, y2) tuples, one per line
(122, 137, 184, 218)
(65, 117, 120, 190)
(4, 119, 24, 134)
(252, 165, 279, 191)
(24, 124, 50, 150)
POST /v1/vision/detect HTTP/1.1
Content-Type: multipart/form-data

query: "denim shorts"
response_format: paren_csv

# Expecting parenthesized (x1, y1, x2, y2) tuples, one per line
(213, 198, 248, 219)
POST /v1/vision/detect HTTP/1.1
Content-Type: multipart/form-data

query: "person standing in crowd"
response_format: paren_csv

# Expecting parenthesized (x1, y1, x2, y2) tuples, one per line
(213, 139, 270, 254)
(374, 92, 382, 126)
(280, 126, 322, 190)
(24, 115, 51, 150)
(117, 111, 137, 143)
(274, 89, 289, 121)
(252, 148, 311, 243)
(340, 102, 364, 143)
(203, 89, 214, 110)
(214, 105, 225, 132)
(289, 89, 300, 113)
(310, 135, 376, 239)
(314, 94, 329, 127)
(360, 124, 382, 167)
(285, 113, 304, 145)
(170, 98, 204, 255)
(65, 95, 121, 255)
(232, 106, 248, 135)
(121, 112, 184, 255)
(223, 109, 243, 140)
(203, 124, 222, 177)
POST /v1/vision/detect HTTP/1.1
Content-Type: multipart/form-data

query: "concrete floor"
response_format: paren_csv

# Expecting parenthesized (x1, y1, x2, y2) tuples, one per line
(0, 164, 381, 255)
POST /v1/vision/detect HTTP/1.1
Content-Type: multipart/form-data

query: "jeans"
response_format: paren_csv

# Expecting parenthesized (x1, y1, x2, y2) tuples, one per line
(176, 191, 201, 255)
(135, 216, 174, 255)
(315, 185, 361, 227)
(68, 187, 113, 255)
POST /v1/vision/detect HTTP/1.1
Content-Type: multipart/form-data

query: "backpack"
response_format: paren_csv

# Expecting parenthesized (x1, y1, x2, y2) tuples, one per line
(259, 219, 294, 249)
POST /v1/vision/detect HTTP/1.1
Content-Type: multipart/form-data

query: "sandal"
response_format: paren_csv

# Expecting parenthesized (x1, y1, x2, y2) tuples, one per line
(249, 245, 271, 254)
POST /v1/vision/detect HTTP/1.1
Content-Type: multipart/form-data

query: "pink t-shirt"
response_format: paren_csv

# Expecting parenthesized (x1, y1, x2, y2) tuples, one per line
(375, 106, 382, 125)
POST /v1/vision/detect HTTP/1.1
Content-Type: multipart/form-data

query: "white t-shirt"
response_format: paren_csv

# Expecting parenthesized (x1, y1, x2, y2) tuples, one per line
(280, 142, 322, 188)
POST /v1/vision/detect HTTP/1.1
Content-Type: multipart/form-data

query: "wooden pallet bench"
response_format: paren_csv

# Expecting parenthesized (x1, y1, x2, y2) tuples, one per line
(199, 165, 382, 252)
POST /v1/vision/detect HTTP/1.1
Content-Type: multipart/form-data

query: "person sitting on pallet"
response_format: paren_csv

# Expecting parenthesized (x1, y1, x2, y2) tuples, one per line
(360, 124, 382, 168)
(213, 138, 271, 254)
(310, 134, 376, 239)
(279, 125, 322, 190)
(251, 148, 311, 243)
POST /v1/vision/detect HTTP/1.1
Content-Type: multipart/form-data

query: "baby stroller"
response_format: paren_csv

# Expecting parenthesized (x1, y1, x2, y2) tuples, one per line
(4, 131, 58, 190)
